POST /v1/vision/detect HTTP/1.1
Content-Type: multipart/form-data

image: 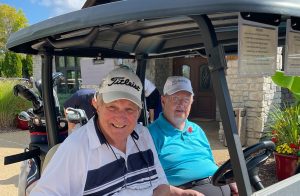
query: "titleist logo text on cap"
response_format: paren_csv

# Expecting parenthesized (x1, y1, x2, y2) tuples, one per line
(108, 77, 140, 91)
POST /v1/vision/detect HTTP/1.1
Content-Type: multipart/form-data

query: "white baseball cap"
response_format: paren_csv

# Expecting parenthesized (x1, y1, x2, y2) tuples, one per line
(98, 67, 143, 108)
(163, 76, 194, 95)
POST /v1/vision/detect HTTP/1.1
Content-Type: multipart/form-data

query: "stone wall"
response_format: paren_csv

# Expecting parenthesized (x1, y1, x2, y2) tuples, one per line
(219, 51, 282, 146)
(32, 55, 42, 81)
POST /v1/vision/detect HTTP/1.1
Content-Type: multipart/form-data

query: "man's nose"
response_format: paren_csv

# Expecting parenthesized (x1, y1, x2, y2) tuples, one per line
(177, 98, 189, 105)
(115, 110, 127, 118)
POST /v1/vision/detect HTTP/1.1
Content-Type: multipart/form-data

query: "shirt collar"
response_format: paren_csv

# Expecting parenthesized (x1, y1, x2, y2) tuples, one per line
(93, 114, 106, 145)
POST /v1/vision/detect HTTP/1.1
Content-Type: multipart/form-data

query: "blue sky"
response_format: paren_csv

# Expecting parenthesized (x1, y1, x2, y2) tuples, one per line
(1, 0, 86, 25)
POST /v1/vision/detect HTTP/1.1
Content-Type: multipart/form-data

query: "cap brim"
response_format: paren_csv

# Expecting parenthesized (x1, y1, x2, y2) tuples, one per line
(102, 91, 142, 108)
(166, 85, 194, 95)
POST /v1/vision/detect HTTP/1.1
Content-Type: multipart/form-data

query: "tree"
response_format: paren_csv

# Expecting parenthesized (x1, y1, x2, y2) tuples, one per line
(22, 55, 33, 78)
(0, 4, 28, 55)
(0, 58, 2, 76)
(2, 51, 22, 77)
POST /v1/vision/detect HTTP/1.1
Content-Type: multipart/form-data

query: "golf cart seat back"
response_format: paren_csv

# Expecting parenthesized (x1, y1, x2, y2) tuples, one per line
(41, 144, 60, 173)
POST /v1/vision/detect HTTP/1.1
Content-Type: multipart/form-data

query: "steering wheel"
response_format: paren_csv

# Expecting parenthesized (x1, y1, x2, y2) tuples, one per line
(212, 140, 275, 191)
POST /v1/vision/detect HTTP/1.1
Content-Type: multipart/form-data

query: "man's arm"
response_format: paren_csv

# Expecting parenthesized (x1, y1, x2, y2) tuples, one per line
(64, 108, 76, 132)
(229, 182, 239, 195)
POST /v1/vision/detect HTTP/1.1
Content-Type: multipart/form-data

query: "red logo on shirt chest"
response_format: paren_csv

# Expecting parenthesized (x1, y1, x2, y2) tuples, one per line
(188, 127, 193, 133)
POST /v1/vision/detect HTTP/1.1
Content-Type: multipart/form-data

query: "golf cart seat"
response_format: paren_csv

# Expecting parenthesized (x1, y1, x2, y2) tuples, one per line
(41, 144, 60, 173)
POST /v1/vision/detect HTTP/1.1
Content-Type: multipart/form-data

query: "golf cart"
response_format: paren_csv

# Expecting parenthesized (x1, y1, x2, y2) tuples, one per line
(5, 0, 300, 195)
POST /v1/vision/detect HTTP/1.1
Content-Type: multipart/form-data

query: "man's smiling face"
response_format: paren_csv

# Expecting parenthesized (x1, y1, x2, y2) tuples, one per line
(95, 98, 140, 143)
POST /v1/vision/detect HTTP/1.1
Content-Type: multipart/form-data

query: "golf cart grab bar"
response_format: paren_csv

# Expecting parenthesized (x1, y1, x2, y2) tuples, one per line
(46, 27, 98, 48)
(4, 148, 40, 165)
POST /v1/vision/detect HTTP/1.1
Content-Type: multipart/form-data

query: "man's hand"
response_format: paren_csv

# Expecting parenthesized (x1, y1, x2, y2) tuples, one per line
(229, 183, 239, 196)
(176, 188, 204, 196)
(153, 184, 204, 196)
(153, 184, 170, 196)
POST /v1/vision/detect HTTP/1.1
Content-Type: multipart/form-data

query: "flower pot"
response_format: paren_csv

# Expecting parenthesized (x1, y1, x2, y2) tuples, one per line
(274, 152, 299, 181)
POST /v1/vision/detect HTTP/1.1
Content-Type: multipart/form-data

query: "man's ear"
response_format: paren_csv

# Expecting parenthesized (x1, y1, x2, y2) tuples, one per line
(138, 108, 142, 118)
(92, 96, 98, 109)
(161, 95, 166, 108)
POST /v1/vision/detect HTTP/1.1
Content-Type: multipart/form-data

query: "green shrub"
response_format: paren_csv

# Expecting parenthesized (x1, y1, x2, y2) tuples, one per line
(21, 55, 33, 78)
(2, 52, 22, 77)
(0, 80, 31, 128)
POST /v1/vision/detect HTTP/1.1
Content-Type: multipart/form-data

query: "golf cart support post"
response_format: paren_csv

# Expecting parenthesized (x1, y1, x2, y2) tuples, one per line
(6, 0, 300, 195)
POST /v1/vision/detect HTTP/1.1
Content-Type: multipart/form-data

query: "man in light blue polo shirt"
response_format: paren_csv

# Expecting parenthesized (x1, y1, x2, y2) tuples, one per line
(149, 76, 238, 196)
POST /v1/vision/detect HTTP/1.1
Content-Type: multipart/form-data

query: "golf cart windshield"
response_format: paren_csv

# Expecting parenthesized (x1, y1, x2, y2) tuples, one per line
(6, 0, 300, 195)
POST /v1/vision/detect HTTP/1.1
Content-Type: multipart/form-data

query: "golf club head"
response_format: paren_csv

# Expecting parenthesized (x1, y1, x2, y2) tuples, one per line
(13, 84, 43, 113)
(65, 107, 88, 125)
(35, 72, 64, 97)
(52, 72, 64, 87)
(26, 108, 36, 118)
(34, 80, 42, 97)
(18, 111, 31, 121)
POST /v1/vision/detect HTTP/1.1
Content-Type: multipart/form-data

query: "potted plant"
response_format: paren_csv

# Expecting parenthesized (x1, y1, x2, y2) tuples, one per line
(267, 103, 300, 181)
(265, 71, 300, 180)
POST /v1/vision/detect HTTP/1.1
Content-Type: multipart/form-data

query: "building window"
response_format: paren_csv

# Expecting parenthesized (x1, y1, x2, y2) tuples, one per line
(66, 56, 75, 68)
(182, 65, 190, 79)
(55, 56, 81, 94)
(199, 65, 211, 90)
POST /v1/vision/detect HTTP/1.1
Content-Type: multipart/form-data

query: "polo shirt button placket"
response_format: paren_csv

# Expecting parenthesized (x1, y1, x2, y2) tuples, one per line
(181, 132, 189, 142)
(124, 160, 128, 188)
(180, 133, 185, 141)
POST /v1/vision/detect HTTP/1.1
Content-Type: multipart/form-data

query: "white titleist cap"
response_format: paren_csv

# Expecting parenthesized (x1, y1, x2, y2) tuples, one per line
(163, 76, 194, 95)
(98, 67, 143, 108)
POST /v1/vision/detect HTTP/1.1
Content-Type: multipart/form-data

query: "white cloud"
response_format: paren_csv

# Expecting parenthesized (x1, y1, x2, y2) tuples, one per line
(30, 0, 85, 16)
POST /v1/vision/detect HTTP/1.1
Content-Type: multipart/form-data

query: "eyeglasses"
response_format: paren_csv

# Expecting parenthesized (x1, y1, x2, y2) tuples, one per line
(168, 95, 192, 105)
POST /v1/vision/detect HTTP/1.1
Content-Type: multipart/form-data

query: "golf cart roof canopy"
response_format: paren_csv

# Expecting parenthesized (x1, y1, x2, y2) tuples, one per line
(7, 0, 300, 58)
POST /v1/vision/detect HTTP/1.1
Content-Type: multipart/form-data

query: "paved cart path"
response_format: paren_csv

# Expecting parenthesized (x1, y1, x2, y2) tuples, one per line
(0, 130, 30, 196)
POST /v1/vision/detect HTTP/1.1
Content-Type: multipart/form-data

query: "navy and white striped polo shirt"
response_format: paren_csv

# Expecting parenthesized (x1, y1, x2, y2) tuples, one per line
(31, 116, 168, 196)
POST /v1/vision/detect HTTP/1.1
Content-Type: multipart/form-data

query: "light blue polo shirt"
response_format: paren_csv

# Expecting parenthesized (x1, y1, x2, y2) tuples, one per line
(148, 113, 218, 186)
